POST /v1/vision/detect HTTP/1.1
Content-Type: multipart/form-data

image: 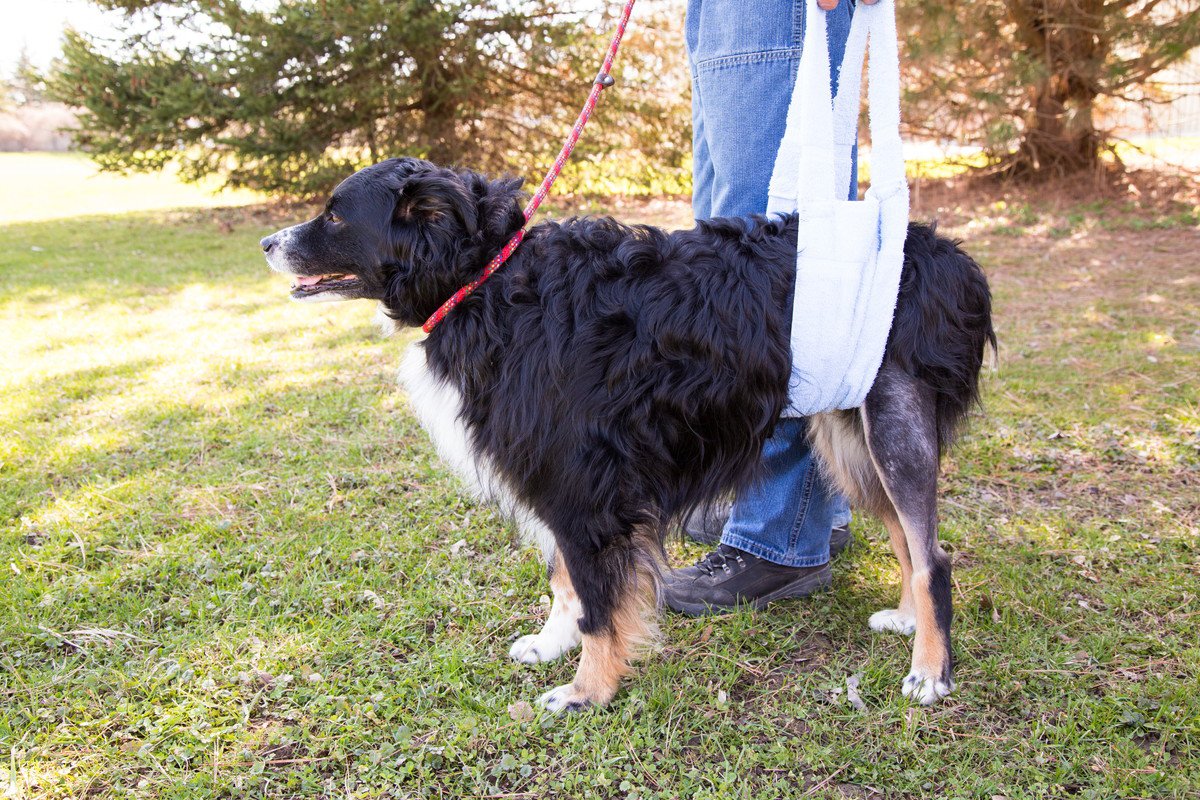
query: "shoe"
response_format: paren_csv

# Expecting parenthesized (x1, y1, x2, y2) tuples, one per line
(830, 523, 852, 557)
(662, 544, 832, 617)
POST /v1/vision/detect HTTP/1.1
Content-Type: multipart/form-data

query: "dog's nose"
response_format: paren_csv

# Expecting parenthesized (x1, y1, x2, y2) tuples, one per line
(260, 235, 276, 253)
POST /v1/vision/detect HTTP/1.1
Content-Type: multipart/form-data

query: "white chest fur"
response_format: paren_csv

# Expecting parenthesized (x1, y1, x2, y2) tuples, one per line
(398, 343, 556, 561)
(399, 343, 486, 495)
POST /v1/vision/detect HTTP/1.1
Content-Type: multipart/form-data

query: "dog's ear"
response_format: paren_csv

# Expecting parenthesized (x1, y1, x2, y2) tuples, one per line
(394, 172, 479, 236)
(478, 176, 526, 239)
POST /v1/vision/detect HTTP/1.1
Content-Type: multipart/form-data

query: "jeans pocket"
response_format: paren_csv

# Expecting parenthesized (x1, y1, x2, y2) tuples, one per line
(689, 0, 803, 66)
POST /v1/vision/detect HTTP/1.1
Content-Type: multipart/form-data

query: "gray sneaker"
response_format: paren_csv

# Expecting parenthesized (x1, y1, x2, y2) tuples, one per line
(662, 544, 833, 617)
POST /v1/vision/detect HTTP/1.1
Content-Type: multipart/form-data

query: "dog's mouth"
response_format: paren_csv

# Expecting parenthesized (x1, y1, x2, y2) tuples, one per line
(288, 273, 362, 299)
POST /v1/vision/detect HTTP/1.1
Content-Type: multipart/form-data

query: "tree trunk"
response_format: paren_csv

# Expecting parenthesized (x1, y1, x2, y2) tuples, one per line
(420, 68, 460, 165)
(1005, 73, 1101, 178)
(998, 0, 1106, 180)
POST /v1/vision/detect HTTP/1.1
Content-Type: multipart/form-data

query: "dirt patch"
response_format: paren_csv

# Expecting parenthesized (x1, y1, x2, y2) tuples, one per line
(911, 167, 1198, 225)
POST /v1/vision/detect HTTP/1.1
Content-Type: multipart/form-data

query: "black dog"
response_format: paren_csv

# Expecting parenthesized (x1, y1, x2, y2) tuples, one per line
(261, 157, 995, 711)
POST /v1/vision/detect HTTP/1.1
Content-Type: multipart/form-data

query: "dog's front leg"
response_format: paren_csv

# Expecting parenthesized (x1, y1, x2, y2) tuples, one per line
(509, 551, 582, 664)
(536, 535, 658, 713)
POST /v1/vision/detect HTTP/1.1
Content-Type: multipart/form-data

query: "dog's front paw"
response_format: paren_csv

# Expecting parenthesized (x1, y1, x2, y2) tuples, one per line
(869, 608, 917, 636)
(536, 683, 594, 714)
(901, 671, 955, 705)
(509, 632, 577, 665)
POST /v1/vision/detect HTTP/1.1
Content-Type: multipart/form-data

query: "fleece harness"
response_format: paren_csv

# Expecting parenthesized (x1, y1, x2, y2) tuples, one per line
(422, 0, 638, 333)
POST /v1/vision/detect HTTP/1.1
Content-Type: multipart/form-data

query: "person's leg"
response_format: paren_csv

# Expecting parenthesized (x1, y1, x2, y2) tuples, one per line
(687, 38, 714, 218)
(721, 419, 833, 566)
(688, 0, 852, 217)
(667, 0, 854, 615)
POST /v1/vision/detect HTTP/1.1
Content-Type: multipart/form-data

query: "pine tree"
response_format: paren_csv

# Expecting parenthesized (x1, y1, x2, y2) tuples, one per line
(46, 0, 689, 197)
(10, 48, 47, 106)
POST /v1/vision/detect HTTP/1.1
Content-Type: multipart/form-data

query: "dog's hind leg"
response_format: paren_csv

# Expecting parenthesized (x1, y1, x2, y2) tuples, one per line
(536, 528, 659, 713)
(861, 363, 955, 704)
(808, 410, 916, 637)
(509, 549, 583, 664)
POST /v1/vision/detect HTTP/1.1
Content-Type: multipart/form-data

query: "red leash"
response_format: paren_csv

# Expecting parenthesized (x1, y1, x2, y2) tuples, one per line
(422, 0, 637, 333)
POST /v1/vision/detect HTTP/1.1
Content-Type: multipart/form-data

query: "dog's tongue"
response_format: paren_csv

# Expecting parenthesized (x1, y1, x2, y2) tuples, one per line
(294, 274, 325, 287)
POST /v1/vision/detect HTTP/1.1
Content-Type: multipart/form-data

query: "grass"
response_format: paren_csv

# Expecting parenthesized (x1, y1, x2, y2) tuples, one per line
(1, 154, 1198, 798)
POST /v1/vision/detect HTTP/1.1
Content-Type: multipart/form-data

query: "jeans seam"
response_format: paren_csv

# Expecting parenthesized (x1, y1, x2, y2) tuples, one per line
(786, 461, 817, 554)
(694, 47, 801, 74)
(720, 531, 830, 569)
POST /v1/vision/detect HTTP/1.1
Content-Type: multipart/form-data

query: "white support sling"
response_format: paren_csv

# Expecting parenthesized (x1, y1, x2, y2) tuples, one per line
(766, 0, 910, 416)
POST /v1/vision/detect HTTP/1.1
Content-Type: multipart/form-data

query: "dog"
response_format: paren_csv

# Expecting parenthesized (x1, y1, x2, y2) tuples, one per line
(261, 157, 995, 711)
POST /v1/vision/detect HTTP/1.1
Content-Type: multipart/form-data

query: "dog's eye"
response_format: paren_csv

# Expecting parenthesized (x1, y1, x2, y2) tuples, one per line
(326, 210, 342, 224)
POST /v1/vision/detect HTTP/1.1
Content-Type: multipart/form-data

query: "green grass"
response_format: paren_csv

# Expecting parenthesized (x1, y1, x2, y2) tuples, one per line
(1, 155, 1198, 798)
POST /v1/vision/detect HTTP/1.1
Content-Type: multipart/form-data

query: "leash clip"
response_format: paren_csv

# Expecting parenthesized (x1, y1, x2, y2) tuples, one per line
(594, 72, 615, 88)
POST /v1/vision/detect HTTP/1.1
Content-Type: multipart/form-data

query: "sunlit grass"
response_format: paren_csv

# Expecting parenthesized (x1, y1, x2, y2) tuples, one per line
(0, 152, 263, 223)
(1110, 136, 1200, 166)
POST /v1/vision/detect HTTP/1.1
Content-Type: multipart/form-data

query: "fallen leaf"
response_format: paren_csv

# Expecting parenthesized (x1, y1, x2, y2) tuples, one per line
(846, 673, 866, 711)
(507, 701, 535, 722)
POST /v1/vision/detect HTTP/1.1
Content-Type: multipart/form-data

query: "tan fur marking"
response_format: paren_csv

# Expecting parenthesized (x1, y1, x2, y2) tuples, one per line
(882, 512, 915, 616)
(549, 551, 577, 606)
(570, 632, 628, 706)
(808, 412, 880, 511)
(909, 569, 950, 677)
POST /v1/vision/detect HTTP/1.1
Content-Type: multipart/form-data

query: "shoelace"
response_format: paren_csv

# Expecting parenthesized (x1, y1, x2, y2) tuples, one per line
(696, 547, 746, 577)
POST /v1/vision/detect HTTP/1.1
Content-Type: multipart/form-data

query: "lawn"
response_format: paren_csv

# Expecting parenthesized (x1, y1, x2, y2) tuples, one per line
(1, 155, 1198, 799)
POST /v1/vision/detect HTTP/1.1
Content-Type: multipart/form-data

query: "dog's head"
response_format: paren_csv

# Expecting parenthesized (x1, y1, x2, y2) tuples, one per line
(260, 157, 524, 325)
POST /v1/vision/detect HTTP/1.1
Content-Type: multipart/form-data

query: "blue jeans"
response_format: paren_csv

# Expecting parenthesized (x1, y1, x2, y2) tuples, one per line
(687, 0, 853, 567)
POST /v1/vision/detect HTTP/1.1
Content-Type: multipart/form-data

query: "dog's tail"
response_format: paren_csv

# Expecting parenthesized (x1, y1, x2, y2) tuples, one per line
(889, 222, 997, 456)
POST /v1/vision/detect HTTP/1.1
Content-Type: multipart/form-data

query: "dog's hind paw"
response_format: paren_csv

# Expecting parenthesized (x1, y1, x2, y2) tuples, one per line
(537, 683, 593, 714)
(509, 632, 577, 665)
(869, 608, 917, 636)
(901, 671, 955, 705)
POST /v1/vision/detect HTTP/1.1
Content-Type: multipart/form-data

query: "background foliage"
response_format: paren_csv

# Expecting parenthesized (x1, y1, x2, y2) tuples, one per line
(45, 0, 690, 198)
(39, 0, 1200, 193)
(899, 0, 1200, 177)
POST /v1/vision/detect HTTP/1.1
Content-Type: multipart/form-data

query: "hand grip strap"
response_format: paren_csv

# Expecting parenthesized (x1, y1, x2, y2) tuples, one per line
(767, 0, 906, 214)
